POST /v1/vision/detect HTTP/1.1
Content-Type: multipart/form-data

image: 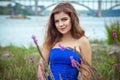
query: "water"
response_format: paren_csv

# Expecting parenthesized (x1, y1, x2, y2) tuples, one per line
(0, 15, 119, 48)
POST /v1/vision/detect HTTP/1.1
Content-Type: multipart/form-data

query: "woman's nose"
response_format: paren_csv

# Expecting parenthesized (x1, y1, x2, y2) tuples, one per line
(59, 21, 64, 27)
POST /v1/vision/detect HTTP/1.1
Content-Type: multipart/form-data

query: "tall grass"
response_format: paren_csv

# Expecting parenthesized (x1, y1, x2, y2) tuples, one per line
(90, 39, 107, 44)
(0, 45, 40, 80)
(0, 44, 119, 80)
(105, 20, 120, 44)
(92, 49, 117, 80)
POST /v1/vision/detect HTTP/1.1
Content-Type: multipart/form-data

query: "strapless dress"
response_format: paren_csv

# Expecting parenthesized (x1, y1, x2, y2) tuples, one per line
(48, 48, 81, 80)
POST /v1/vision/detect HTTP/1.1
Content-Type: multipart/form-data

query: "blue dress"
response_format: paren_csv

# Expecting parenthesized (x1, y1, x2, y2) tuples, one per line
(48, 48, 81, 80)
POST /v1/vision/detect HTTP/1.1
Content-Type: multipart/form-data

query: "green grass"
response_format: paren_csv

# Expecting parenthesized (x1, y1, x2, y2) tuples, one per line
(105, 20, 120, 45)
(0, 45, 40, 80)
(0, 44, 120, 80)
(92, 49, 118, 80)
(90, 39, 107, 44)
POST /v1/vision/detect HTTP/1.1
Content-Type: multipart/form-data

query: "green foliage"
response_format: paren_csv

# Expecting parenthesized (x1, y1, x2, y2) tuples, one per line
(0, 45, 39, 80)
(0, 45, 120, 80)
(105, 20, 120, 44)
(0, 4, 34, 15)
(93, 48, 120, 80)
(90, 39, 106, 44)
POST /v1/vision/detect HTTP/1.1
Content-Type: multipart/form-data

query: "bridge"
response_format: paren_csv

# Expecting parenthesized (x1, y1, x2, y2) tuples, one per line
(1, 0, 120, 17)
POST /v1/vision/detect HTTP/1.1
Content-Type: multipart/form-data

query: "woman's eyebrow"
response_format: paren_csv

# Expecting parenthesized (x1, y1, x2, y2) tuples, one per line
(61, 17, 68, 20)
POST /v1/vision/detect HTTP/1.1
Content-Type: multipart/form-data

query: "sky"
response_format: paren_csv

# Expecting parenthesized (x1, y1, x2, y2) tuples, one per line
(0, 0, 120, 10)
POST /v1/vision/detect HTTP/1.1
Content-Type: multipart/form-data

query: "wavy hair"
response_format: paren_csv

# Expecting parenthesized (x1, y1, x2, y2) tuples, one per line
(43, 2, 85, 50)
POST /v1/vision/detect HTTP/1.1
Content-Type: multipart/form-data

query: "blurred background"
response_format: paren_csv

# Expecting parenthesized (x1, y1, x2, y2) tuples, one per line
(0, 0, 120, 47)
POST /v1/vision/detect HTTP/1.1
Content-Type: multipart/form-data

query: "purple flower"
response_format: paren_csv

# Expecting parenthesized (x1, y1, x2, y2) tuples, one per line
(29, 54, 34, 63)
(112, 30, 117, 39)
(73, 46, 76, 52)
(38, 60, 42, 65)
(58, 44, 65, 50)
(112, 30, 116, 33)
(38, 75, 42, 80)
(80, 58, 83, 64)
(114, 64, 119, 69)
(32, 35, 38, 45)
(70, 56, 77, 67)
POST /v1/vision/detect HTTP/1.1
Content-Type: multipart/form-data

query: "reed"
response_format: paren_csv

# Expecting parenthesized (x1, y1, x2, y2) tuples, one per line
(105, 20, 120, 45)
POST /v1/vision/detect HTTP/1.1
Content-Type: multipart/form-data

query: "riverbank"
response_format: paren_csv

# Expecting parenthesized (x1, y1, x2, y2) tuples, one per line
(7, 15, 30, 19)
(0, 44, 119, 58)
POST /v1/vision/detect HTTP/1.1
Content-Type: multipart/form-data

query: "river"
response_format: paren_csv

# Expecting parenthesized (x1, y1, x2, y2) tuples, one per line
(0, 15, 119, 48)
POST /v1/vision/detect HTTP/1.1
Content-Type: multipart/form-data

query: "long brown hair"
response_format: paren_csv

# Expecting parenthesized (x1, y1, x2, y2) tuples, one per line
(43, 2, 85, 50)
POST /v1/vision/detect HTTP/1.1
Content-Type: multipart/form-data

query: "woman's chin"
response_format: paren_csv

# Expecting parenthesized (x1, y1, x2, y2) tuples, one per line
(60, 31, 66, 34)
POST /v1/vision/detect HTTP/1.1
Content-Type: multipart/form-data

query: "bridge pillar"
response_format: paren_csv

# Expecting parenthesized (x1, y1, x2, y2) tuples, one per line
(35, 0, 38, 15)
(97, 0, 102, 17)
(98, 11, 102, 17)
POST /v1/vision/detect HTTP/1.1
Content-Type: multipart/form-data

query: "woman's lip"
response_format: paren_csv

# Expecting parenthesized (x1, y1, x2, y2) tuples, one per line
(60, 28, 65, 31)
(60, 27, 66, 30)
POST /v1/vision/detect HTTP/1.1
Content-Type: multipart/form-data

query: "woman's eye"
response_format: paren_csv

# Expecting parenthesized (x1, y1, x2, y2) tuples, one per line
(62, 18, 67, 21)
(55, 20, 59, 23)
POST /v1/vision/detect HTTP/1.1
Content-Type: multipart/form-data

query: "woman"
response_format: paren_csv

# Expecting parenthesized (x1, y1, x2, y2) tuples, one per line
(38, 2, 92, 80)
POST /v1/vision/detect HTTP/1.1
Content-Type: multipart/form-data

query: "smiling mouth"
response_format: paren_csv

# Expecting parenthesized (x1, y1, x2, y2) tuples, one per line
(60, 27, 66, 30)
(60, 28, 65, 31)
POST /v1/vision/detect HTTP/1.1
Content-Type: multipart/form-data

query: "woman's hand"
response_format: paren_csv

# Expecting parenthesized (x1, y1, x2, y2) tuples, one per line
(38, 59, 46, 80)
(80, 66, 91, 80)
(80, 72, 90, 80)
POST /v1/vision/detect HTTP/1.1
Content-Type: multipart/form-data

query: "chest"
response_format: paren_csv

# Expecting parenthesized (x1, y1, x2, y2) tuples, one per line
(53, 40, 81, 53)
(49, 48, 81, 64)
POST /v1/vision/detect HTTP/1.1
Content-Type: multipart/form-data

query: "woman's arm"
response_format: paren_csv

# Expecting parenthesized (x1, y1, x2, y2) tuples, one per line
(37, 45, 50, 80)
(38, 59, 45, 80)
(79, 36, 92, 80)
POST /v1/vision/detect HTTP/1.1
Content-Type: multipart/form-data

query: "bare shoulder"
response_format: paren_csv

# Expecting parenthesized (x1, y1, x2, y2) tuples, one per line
(78, 36, 90, 45)
(78, 36, 92, 65)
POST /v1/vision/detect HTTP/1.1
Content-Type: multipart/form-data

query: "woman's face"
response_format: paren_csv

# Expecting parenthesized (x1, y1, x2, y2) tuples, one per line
(54, 11, 72, 35)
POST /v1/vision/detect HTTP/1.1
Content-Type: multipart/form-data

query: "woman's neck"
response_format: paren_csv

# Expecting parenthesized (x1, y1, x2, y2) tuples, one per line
(61, 32, 73, 41)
